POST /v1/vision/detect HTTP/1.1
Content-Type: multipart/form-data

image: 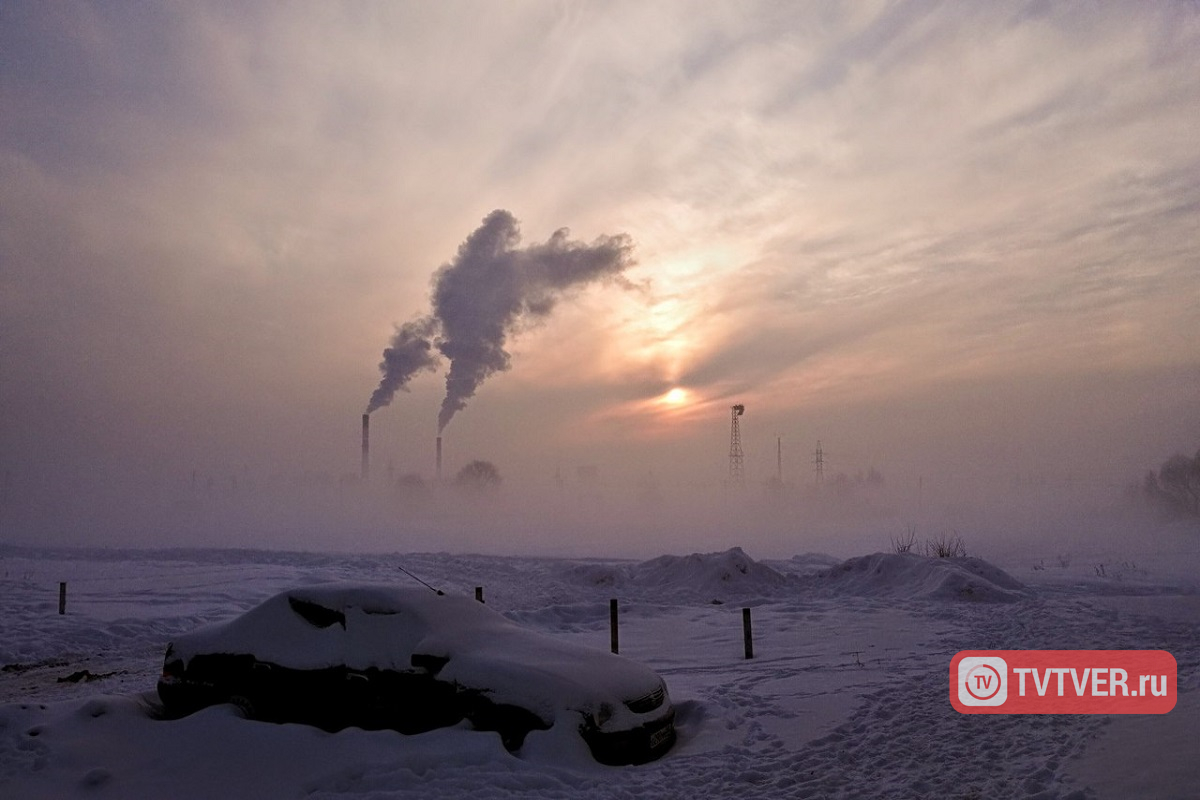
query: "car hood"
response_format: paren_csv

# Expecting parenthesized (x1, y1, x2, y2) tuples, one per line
(421, 622, 663, 722)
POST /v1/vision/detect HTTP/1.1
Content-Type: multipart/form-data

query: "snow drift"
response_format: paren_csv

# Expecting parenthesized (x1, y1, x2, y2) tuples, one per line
(813, 552, 1029, 603)
(775, 552, 844, 576)
(631, 547, 791, 597)
(563, 547, 793, 602)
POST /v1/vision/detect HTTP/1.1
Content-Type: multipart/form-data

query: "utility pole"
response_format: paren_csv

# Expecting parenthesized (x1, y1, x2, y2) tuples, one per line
(361, 413, 370, 482)
(777, 436, 783, 484)
(814, 440, 824, 489)
(729, 404, 745, 489)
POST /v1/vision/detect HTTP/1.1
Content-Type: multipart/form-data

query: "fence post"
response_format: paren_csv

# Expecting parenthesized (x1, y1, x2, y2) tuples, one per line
(743, 607, 754, 659)
(610, 598, 619, 654)
(59, 582, 67, 615)
(475, 586, 484, 603)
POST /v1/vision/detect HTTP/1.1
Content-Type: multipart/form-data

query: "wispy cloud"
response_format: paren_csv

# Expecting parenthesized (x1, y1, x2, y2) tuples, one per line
(1, 1, 1197, 542)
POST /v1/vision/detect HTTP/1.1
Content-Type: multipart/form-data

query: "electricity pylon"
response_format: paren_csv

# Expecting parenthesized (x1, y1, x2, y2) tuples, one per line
(729, 404, 745, 488)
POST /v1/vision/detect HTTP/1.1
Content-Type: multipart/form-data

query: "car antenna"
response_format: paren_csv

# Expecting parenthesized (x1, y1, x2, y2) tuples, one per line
(397, 564, 444, 595)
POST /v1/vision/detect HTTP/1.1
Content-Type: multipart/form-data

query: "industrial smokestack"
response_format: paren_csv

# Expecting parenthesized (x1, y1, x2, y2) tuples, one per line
(361, 414, 370, 482)
(364, 211, 634, 433)
(436, 436, 443, 482)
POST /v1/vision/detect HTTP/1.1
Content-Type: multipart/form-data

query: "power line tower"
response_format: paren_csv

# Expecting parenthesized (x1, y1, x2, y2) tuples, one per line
(729, 404, 746, 488)
(814, 440, 825, 489)
(776, 436, 782, 484)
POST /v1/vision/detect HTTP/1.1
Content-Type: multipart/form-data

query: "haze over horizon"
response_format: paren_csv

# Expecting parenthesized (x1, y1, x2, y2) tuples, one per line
(2, 2, 1198, 555)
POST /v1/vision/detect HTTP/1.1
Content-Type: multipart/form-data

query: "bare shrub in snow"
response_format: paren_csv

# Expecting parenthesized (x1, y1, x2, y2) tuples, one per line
(924, 532, 967, 558)
(891, 525, 918, 554)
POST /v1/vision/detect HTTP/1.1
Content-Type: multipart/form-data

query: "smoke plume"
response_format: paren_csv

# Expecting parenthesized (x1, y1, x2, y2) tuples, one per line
(366, 210, 633, 428)
(433, 210, 634, 432)
(365, 317, 439, 414)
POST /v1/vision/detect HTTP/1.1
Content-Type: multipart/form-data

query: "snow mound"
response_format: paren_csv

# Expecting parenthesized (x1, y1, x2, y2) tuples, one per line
(814, 552, 1029, 603)
(778, 552, 843, 576)
(560, 562, 626, 589)
(558, 547, 793, 602)
(629, 547, 791, 600)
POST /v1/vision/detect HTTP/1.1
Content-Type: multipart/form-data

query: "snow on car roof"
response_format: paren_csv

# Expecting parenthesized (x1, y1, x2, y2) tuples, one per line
(171, 582, 664, 718)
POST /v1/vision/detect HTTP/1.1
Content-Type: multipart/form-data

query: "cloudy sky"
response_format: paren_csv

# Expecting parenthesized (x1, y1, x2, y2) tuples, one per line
(2, 2, 1198, 551)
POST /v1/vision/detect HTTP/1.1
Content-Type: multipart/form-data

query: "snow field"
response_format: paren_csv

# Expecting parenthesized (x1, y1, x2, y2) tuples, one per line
(0, 543, 1197, 799)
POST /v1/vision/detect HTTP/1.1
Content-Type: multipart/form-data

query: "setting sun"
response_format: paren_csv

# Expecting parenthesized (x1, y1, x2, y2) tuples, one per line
(662, 387, 690, 406)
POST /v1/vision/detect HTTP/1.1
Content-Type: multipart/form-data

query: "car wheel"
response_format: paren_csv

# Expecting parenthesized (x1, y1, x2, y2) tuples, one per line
(228, 695, 257, 720)
(461, 696, 548, 752)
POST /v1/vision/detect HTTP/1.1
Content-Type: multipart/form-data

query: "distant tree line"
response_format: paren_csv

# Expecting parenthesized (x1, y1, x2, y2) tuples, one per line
(1140, 450, 1200, 518)
(456, 460, 502, 491)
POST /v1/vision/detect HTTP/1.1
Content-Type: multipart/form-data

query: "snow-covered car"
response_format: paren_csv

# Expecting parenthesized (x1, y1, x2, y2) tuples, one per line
(157, 583, 676, 765)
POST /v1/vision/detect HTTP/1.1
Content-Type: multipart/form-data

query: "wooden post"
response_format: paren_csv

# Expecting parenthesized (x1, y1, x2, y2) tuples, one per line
(59, 582, 67, 615)
(609, 598, 619, 654)
(475, 586, 484, 603)
(743, 607, 754, 659)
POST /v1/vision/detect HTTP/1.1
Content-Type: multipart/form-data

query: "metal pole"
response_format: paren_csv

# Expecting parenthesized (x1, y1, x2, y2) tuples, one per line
(361, 414, 370, 481)
(743, 607, 754, 659)
(610, 598, 619, 654)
